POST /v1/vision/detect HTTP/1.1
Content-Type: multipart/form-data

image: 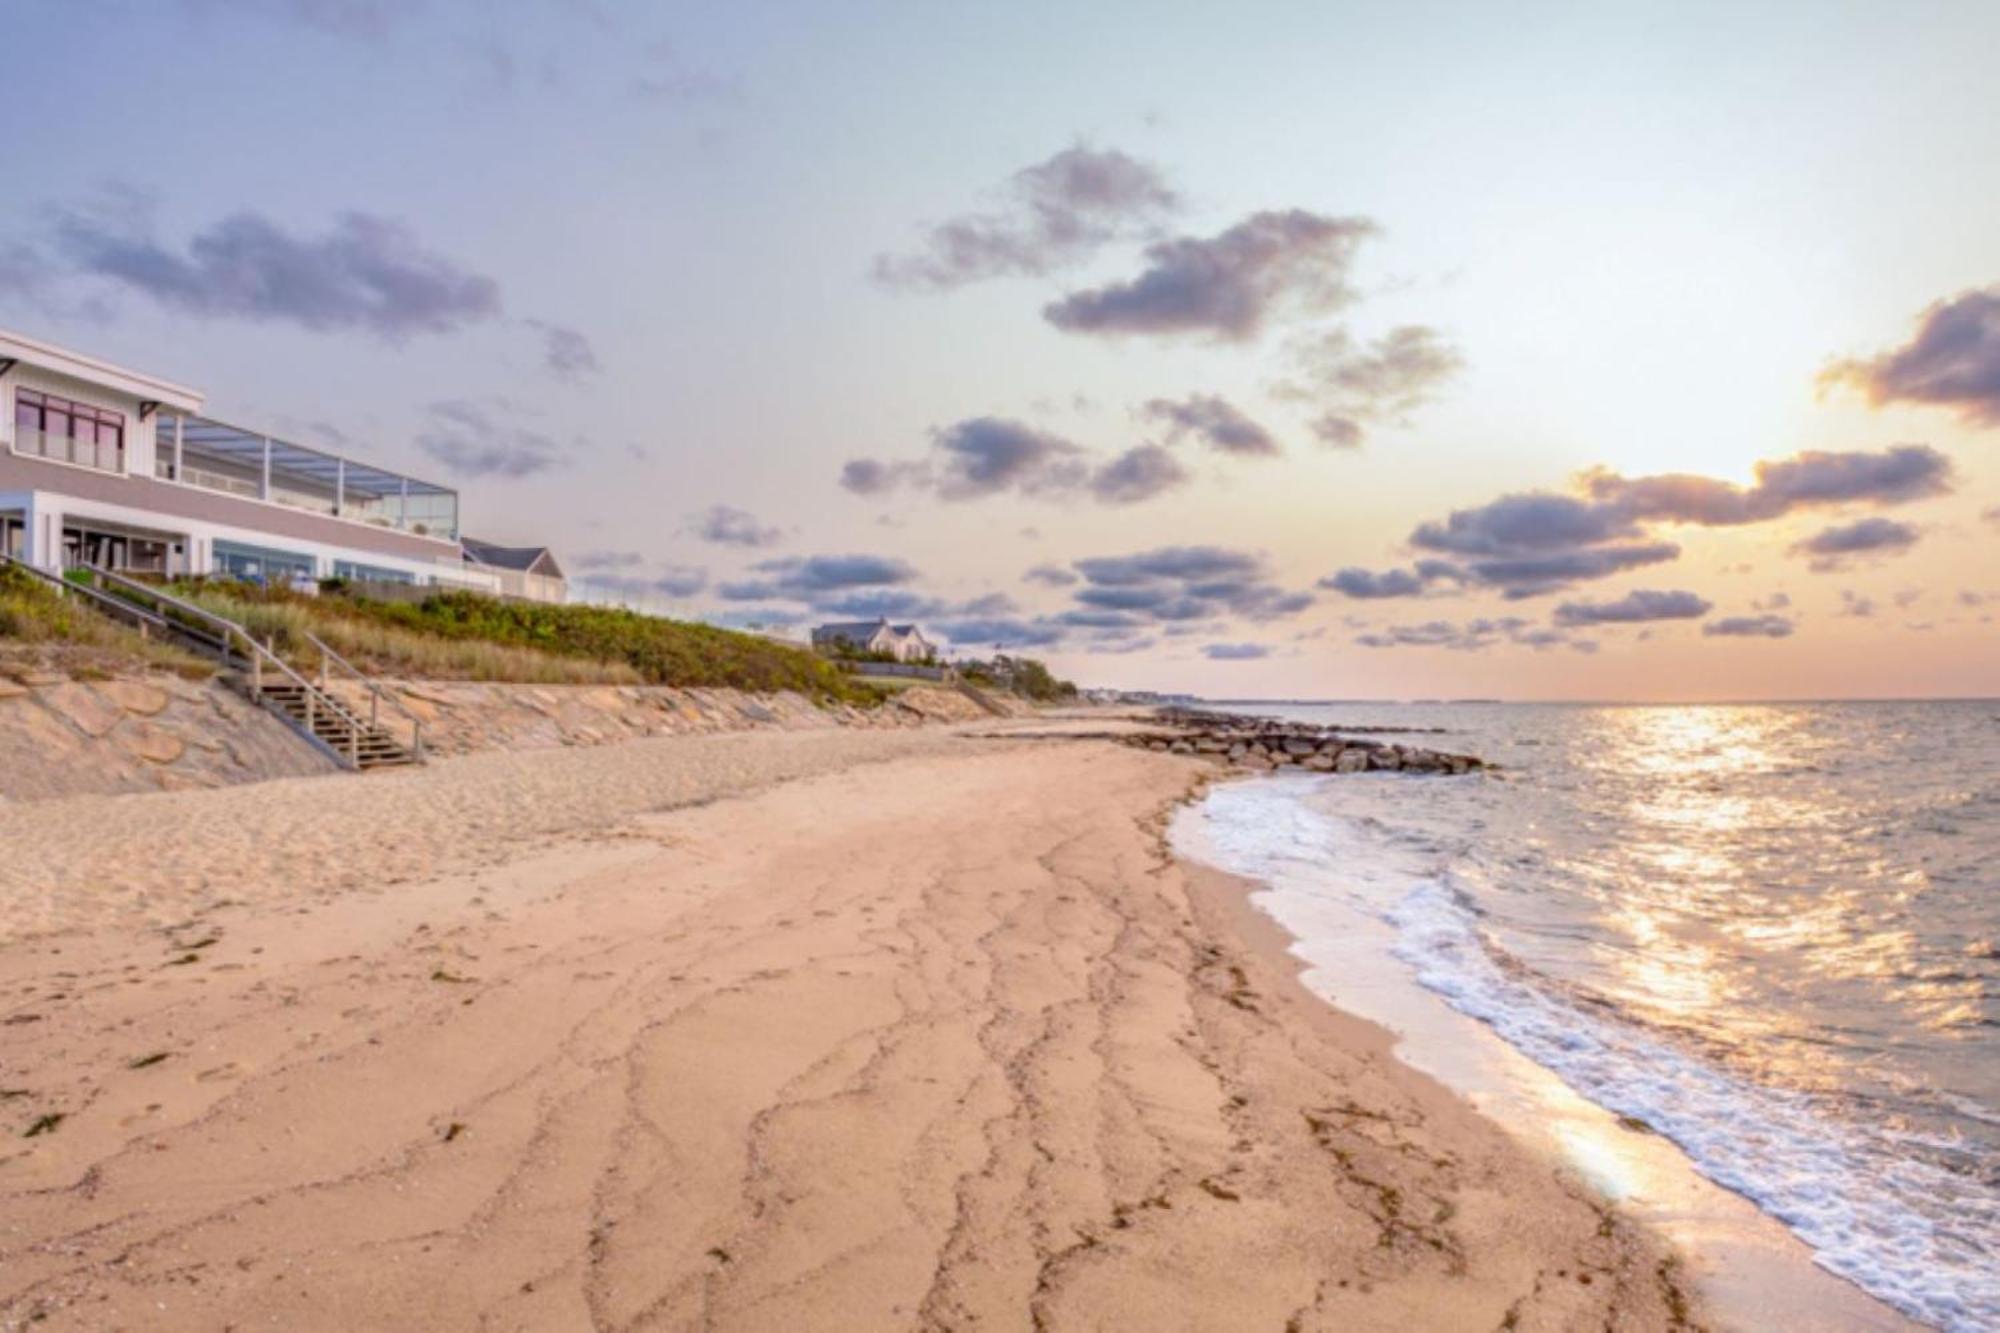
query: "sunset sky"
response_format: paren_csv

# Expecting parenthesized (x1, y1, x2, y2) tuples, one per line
(4, 0, 1996, 699)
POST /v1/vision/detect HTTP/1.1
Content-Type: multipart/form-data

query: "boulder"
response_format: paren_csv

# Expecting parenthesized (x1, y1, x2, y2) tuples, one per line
(1303, 753, 1335, 771)
(41, 681, 124, 738)
(1283, 738, 1317, 757)
(1335, 749, 1369, 773)
(94, 678, 169, 716)
(1368, 749, 1402, 770)
(115, 719, 187, 766)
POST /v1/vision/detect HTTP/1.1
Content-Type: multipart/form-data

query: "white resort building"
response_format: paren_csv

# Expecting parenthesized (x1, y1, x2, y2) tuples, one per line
(0, 325, 563, 600)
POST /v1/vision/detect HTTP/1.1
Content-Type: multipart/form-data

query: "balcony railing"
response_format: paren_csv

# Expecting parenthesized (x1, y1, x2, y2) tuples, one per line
(13, 428, 124, 475)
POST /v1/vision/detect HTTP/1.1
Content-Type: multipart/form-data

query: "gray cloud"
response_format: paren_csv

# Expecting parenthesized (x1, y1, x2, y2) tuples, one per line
(693, 504, 784, 548)
(716, 554, 916, 602)
(1704, 614, 1795, 638)
(1790, 516, 1920, 571)
(874, 145, 1178, 290)
(1839, 590, 1877, 618)
(1353, 616, 1585, 652)
(584, 566, 709, 599)
(416, 400, 564, 478)
(1090, 444, 1189, 504)
(1067, 546, 1311, 627)
(573, 550, 644, 571)
(1281, 324, 1463, 444)
(1318, 566, 1431, 599)
(1552, 589, 1712, 626)
(528, 319, 599, 379)
(1822, 286, 2000, 426)
(930, 616, 1065, 648)
(1141, 394, 1280, 456)
(1203, 642, 1271, 661)
(1044, 210, 1377, 341)
(50, 201, 501, 339)
(1023, 563, 1079, 587)
(1327, 445, 1956, 602)
(844, 417, 1188, 507)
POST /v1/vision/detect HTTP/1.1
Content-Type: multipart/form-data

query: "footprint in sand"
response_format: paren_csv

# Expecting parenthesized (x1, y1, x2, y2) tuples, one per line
(195, 1063, 241, 1083)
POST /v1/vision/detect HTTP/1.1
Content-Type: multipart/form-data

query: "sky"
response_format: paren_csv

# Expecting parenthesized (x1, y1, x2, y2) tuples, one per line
(3, 0, 1997, 700)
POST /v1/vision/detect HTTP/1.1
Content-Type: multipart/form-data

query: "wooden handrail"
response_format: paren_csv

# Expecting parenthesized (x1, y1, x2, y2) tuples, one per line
(76, 566, 378, 753)
(304, 630, 424, 760)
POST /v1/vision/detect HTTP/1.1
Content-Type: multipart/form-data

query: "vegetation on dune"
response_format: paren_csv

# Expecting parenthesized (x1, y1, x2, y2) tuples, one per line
(167, 581, 883, 704)
(960, 654, 1077, 702)
(0, 564, 211, 678)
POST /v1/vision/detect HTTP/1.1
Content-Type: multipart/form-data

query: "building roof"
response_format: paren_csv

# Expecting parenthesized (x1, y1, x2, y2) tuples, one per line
(1, 325, 204, 414)
(462, 538, 564, 579)
(812, 620, 892, 641)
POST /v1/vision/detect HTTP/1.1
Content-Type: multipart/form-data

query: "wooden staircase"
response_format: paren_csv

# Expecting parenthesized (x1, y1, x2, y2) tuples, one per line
(253, 680, 418, 769)
(52, 563, 424, 772)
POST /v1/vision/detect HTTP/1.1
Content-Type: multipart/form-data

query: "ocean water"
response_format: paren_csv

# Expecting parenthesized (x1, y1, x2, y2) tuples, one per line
(1183, 700, 2000, 1332)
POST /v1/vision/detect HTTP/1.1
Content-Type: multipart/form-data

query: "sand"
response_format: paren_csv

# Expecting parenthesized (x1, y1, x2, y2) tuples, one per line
(1, 727, 1701, 1330)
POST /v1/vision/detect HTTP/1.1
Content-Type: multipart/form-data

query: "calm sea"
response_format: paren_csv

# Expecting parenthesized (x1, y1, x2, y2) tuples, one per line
(1183, 700, 1999, 1332)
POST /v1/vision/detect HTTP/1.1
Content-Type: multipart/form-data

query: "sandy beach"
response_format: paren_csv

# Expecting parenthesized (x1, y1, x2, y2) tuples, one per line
(2, 725, 1700, 1330)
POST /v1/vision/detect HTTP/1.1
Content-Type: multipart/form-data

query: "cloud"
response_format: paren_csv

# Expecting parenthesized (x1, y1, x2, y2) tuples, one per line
(573, 550, 644, 571)
(1821, 286, 2000, 426)
(1044, 210, 1377, 341)
(415, 399, 564, 478)
(1552, 589, 1712, 626)
(1203, 642, 1271, 660)
(1328, 444, 1957, 601)
(1704, 614, 1795, 638)
(1023, 563, 1078, 587)
(584, 566, 709, 599)
(692, 504, 783, 548)
(50, 199, 501, 339)
(716, 553, 916, 602)
(1318, 566, 1431, 599)
(1839, 590, 1877, 618)
(1790, 516, 1920, 571)
(1068, 546, 1312, 626)
(1141, 394, 1280, 456)
(1281, 324, 1463, 444)
(839, 458, 927, 496)
(1089, 444, 1190, 504)
(844, 417, 1187, 507)
(930, 616, 1065, 648)
(1353, 616, 1582, 652)
(873, 145, 1178, 290)
(1581, 445, 1954, 523)
(528, 319, 599, 379)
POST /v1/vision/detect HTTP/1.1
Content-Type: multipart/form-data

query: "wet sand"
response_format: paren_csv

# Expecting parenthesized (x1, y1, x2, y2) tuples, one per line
(3, 729, 1699, 1329)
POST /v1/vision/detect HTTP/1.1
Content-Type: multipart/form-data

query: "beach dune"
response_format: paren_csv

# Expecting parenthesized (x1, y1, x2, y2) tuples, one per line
(1, 732, 1695, 1330)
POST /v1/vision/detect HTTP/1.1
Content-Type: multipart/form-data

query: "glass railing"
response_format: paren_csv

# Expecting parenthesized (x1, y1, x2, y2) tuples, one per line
(12, 428, 124, 474)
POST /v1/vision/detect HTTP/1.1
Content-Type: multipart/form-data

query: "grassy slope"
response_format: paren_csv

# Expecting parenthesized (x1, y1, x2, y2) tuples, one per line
(0, 565, 211, 678)
(172, 583, 881, 705)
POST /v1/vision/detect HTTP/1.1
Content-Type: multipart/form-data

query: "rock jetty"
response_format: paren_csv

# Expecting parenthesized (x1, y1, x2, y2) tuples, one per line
(1120, 707, 1485, 775)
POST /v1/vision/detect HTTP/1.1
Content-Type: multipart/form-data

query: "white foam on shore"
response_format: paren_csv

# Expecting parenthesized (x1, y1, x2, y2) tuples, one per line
(1179, 775, 1998, 1333)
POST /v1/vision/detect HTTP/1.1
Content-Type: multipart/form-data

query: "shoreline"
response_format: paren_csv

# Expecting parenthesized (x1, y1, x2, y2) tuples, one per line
(1174, 770, 1923, 1333)
(3, 728, 1730, 1328)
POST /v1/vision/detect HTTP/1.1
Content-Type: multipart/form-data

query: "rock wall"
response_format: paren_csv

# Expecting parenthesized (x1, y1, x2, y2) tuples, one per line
(1122, 708, 1485, 775)
(0, 673, 328, 802)
(312, 679, 1024, 758)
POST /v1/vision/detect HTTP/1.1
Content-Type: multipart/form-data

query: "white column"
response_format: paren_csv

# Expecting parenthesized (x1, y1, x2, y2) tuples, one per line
(23, 495, 62, 573)
(260, 437, 272, 500)
(173, 415, 184, 482)
(335, 458, 345, 517)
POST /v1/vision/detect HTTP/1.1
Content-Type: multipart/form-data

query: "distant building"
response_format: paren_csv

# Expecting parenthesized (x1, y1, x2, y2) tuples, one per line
(460, 538, 568, 603)
(811, 617, 935, 663)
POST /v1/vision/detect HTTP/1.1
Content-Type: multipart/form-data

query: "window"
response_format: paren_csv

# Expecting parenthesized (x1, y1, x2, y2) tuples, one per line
(12, 389, 125, 473)
(333, 560, 415, 585)
(213, 540, 315, 583)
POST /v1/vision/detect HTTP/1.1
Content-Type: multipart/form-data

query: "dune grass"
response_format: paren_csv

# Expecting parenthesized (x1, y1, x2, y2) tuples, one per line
(0, 564, 211, 678)
(168, 582, 882, 704)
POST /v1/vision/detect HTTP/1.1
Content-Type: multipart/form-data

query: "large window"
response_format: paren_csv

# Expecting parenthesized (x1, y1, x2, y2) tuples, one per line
(213, 540, 315, 584)
(13, 389, 125, 473)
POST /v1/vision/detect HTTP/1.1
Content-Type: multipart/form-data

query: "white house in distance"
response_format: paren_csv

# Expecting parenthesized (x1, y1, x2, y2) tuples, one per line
(811, 618, 936, 663)
(0, 325, 559, 599)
